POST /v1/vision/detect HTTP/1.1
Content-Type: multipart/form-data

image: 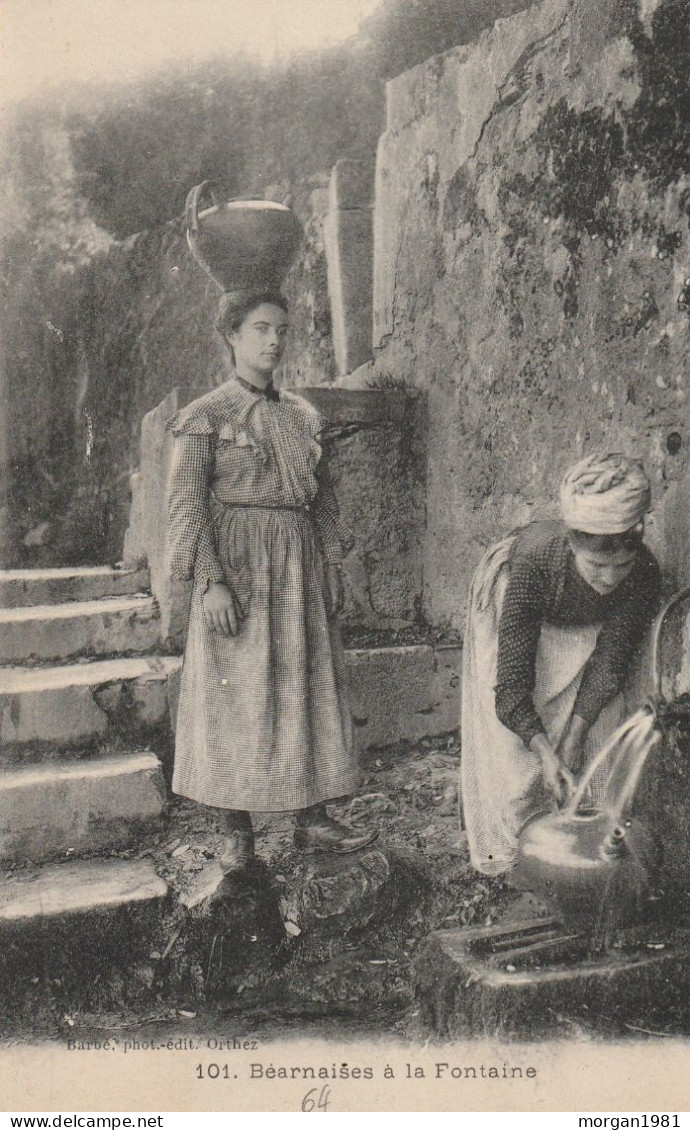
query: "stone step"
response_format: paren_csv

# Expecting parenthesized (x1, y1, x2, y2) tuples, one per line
(0, 565, 149, 608)
(0, 655, 182, 748)
(0, 752, 166, 863)
(0, 859, 169, 988)
(1, 641, 460, 756)
(0, 594, 160, 664)
(0, 857, 168, 924)
(346, 643, 461, 747)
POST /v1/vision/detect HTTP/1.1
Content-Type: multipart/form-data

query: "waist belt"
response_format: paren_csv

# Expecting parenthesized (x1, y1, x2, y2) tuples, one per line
(213, 500, 309, 512)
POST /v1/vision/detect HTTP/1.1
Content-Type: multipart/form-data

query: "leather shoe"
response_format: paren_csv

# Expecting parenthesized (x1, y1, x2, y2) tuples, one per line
(219, 830, 254, 873)
(293, 817, 379, 855)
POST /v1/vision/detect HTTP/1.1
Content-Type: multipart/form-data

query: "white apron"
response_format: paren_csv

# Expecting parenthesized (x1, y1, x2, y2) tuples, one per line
(461, 537, 625, 876)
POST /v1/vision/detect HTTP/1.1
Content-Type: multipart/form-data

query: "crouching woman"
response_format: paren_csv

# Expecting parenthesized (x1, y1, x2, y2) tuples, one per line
(461, 453, 661, 877)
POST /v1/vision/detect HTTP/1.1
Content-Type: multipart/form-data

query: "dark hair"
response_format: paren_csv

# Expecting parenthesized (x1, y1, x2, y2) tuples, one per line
(567, 527, 644, 554)
(215, 288, 288, 340)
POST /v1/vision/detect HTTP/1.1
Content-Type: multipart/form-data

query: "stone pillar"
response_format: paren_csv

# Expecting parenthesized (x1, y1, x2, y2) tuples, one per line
(323, 160, 374, 377)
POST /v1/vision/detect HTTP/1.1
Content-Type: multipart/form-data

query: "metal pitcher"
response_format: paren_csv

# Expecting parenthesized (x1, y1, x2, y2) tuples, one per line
(513, 587, 690, 933)
(185, 181, 303, 292)
(514, 709, 660, 932)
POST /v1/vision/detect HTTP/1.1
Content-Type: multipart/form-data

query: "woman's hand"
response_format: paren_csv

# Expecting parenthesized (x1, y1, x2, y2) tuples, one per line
(555, 713, 589, 776)
(529, 733, 575, 806)
(325, 564, 345, 616)
(203, 582, 246, 637)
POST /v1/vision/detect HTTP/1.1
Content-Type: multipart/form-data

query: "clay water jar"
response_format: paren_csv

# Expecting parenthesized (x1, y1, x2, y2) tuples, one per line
(513, 710, 661, 933)
(185, 181, 303, 291)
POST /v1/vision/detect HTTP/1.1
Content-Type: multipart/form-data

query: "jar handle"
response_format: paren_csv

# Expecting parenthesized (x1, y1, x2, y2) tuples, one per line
(185, 180, 225, 238)
(651, 585, 690, 700)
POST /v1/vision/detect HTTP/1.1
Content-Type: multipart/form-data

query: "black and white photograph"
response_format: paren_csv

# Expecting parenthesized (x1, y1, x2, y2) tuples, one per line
(1, 0, 690, 1114)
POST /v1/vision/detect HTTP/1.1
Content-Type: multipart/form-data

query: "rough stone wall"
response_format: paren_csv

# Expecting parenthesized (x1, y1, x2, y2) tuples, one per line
(373, 0, 690, 631)
(298, 387, 427, 629)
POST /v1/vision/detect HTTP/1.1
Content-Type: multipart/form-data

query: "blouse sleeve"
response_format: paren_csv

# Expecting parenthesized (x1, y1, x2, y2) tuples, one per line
(166, 433, 225, 587)
(494, 553, 549, 747)
(309, 447, 354, 566)
(573, 554, 661, 724)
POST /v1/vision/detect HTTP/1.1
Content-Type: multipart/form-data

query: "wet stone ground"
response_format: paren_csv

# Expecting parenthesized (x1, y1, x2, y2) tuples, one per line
(3, 735, 690, 1046)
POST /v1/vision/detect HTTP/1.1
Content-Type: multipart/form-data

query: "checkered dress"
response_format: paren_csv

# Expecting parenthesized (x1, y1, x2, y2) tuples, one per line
(166, 376, 358, 812)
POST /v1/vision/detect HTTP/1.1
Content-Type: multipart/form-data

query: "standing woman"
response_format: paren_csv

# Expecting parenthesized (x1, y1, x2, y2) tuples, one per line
(167, 289, 377, 871)
(461, 453, 661, 877)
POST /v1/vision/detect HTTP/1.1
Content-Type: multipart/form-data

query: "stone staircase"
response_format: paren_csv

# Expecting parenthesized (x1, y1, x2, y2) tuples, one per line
(0, 566, 173, 964)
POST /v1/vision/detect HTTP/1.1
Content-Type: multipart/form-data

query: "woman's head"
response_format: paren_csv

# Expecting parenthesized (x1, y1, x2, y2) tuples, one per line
(566, 526, 643, 595)
(216, 289, 289, 376)
(560, 452, 651, 595)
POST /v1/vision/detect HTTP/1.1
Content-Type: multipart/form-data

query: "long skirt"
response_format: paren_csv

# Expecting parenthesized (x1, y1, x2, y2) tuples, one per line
(172, 506, 358, 812)
(461, 537, 625, 876)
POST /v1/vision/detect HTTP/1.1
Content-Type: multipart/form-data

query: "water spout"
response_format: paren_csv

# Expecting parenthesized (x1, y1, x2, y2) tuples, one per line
(569, 708, 661, 822)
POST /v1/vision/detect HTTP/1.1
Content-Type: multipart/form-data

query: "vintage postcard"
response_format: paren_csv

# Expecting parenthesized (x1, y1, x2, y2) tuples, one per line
(1, 0, 689, 1114)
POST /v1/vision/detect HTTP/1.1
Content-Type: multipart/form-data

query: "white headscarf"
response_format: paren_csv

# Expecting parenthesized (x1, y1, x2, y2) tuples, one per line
(559, 452, 651, 535)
